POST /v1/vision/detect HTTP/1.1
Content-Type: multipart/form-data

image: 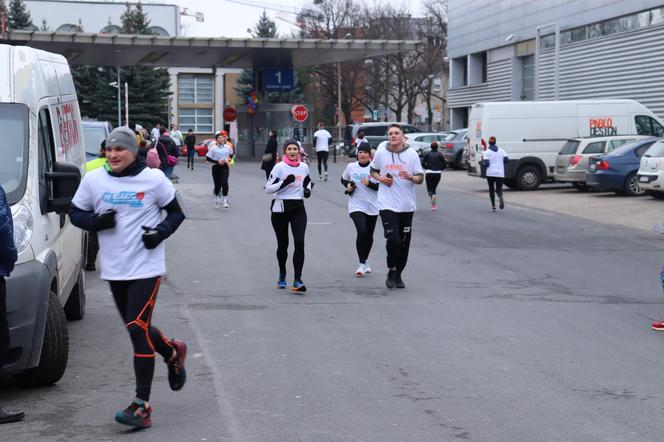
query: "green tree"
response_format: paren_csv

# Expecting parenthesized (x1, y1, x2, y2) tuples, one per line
(121, 2, 153, 34)
(7, 0, 32, 30)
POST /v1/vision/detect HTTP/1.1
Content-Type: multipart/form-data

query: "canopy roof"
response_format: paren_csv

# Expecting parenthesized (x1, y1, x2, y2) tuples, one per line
(4, 31, 422, 68)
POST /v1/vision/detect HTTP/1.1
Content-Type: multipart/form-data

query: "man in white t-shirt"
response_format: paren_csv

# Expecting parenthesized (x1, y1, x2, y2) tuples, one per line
(313, 122, 333, 181)
(150, 123, 161, 142)
(370, 123, 424, 289)
(481, 135, 509, 211)
(69, 126, 188, 429)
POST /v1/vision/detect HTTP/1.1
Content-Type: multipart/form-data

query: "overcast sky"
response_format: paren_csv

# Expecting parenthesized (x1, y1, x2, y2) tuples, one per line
(172, 0, 424, 38)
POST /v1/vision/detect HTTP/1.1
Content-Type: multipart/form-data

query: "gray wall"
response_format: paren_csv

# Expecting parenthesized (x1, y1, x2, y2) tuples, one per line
(448, 0, 664, 58)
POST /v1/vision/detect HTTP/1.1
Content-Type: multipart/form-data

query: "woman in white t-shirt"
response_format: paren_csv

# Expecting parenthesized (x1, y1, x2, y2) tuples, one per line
(265, 140, 314, 293)
(206, 131, 234, 208)
(481, 136, 509, 211)
(369, 124, 424, 289)
(341, 142, 379, 277)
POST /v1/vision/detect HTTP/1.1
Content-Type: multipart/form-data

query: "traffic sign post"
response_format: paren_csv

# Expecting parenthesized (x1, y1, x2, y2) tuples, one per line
(291, 105, 308, 123)
(223, 107, 237, 122)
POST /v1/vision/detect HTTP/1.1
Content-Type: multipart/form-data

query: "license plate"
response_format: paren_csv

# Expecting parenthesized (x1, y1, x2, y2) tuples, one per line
(639, 176, 649, 183)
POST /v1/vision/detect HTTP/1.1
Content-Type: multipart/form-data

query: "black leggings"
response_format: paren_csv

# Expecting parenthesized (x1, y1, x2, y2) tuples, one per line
(212, 164, 230, 197)
(317, 151, 329, 175)
(487, 176, 504, 207)
(379, 210, 413, 274)
(350, 211, 378, 264)
(425, 173, 442, 196)
(110, 277, 173, 401)
(271, 206, 307, 281)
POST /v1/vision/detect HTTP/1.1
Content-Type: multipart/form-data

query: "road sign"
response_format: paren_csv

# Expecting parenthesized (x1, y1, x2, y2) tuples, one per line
(223, 107, 237, 122)
(263, 69, 294, 91)
(372, 110, 378, 121)
(291, 105, 308, 122)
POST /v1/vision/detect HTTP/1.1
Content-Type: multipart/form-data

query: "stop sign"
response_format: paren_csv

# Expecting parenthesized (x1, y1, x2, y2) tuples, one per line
(291, 105, 308, 122)
(223, 107, 237, 122)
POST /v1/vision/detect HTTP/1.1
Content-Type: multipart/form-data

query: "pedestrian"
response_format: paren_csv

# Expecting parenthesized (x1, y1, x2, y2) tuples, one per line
(369, 123, 424, 289)
(313, 122, 332, 181)
(159, 128, 179, 182)
(69, 126, 187, 429)
(261, 129, 278, 180)
(184, 129, 197, 170)
(83, 143, 108, 272)
(481, 136, 508, 211)
(0, 183, 25, 424)
(265, 139, 314, 293)
(422, 141, 447, 211)
(206, 132, 233, 209)
(341, 142, 379, 277)
(170, 124, 183, 149)
(354, 130, 366, 148)
(150, 122, 161, 141)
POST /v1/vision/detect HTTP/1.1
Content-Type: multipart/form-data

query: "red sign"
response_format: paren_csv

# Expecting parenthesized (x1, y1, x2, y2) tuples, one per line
(291, 105, 308, 123)
(223, 107, 237, 122)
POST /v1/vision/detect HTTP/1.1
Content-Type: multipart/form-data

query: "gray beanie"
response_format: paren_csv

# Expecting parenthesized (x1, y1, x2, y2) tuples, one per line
(105, 126, 137, 154)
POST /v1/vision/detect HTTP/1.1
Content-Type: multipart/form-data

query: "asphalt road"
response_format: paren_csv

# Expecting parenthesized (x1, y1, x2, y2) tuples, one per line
(2, 159, 664, 441)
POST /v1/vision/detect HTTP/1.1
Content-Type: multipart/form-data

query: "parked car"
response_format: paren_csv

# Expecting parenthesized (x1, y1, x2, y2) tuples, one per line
(81, 120, 113, 161)
(405, 132, 448, 157)
(554, 135, 647, 190)
(440, 129, 469, 169)
(586, 137, 657, 196)
(636, 140, 664, 199)
(180, 138, 211, 157)
(352, 122, 421, 148)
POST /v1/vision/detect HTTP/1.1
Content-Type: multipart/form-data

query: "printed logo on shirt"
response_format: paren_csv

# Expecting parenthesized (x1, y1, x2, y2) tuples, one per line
(384, 164, 406, 172)
(351, 172, 370, 181)
(102, 191, 145, 208)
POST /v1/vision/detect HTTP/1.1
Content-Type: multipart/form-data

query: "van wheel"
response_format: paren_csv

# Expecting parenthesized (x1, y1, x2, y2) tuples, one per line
(516, 165, 542, 190)
(18, 291, 69, 387)
(622, 172, 645, 196)
(648, 190, 664, 199)
(64, 269, 86, 321)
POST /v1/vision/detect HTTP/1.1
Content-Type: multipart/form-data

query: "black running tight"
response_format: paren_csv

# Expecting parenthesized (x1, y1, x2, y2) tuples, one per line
(487, 176, 504, 208)
(110, 277, 173, 401)
(425, 173, 441, 196)
(379, 210, 413, 274)
(350, 211, 377, 264)
(212, 164, 230, 197)
(316, 151, 329, 175)
(271, 206, 307, 281)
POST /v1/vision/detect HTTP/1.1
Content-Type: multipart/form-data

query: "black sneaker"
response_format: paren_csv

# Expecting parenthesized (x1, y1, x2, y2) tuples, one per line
(115, 398, 152, 429)
(0, 407, 25, 424)
(166, 339, 187, 391)
(291, 280, 307, 293)
(499, 196, 505, 210)
(385, 270, 397, 289)
(395, 274, 406, 289)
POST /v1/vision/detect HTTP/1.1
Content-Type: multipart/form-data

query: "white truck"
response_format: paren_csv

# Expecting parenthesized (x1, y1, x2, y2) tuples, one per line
(467, 100, 664, 190)
(1, 44, 86, 386)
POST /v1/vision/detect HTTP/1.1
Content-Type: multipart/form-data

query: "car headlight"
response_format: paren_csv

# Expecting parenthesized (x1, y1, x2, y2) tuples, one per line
(12, 204, 33, 253)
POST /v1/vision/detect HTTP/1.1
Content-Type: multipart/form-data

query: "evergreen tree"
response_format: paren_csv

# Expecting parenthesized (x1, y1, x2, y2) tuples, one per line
(7, 0, 32, 30)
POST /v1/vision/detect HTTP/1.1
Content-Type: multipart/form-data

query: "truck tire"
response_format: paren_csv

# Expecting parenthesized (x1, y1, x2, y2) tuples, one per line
(64, 269, 86, 321)
(516, 165, 542, 190)
(18, 291, 69, 387)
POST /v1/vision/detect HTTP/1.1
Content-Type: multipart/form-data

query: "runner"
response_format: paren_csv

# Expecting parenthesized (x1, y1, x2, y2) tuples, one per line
(422, 141, 447, 211)
(69, 126, 187, 429)
(265, 139, 314, 293)
(313, 123, 332, 181)
(206, 132, 233, 209)
(481, 136, 508, 212)
(369, 124, 424, 289)
(341, 142, 379, 277)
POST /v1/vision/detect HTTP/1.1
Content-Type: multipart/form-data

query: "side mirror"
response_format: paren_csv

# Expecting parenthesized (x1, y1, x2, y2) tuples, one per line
(46, 161, 81, 215)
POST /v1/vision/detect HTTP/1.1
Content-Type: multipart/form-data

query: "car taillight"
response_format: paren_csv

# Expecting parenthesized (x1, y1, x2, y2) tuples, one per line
(446, 143, 454, 149)
(598, 160, 609, 170)
(569, 155, 582, 167)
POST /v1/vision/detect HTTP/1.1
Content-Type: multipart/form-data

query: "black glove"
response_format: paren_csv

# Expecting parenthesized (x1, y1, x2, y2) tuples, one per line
(93, 209, 117, 232)
(283, 174, 296, 185)
(344, 182, 356, 195)
(141, 225, 163, 250)
(304, 188, 311, 198)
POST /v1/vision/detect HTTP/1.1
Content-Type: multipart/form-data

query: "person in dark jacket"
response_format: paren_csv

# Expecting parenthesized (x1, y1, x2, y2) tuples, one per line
(261, 130, 278, 180)
(184, 129, 197, 170)
(422, 142, 447, 210)
(0, 184, 25, 424)
(158, 128, 178, 180)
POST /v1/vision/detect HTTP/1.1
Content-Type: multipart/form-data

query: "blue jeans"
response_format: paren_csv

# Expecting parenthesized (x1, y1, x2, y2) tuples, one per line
(164, 165, 174, 178)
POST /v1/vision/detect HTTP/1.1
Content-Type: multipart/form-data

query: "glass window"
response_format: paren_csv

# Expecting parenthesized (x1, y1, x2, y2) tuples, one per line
(82, 125, 108, 157)
(445, 131, 458, 141)
(636, 115, 664, 137)
(560, 140, 580, 155)
(179, 108, 213, 133)
(403, 125, 420, 134)
(608, 139, 635, 151)
(361, 126, 387, 136)
(0, 104, 29, 204)
(178, 75, 213, 104)
(582, 141, 607, 154)
(644, 141, 664, 157)
(636, 141, 657, 157)
(652, 8, 664, 25)
(540, 34, 555, 49)
(561, 26, 587, 45)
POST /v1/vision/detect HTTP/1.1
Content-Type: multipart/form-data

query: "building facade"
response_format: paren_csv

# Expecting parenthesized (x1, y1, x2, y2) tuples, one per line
(447, 0, 664, 129)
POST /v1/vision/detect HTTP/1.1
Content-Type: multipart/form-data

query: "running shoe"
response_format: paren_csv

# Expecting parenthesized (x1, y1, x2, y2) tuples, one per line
(277, 276, 287, 289)
(166, 339, 187, 391)
(431, 205, 437, 211)
(324, 172, 328, 181)
(223, 199, 230, 209)
(395, 274, 406, 289)
(491, 207, 496, 212)
(651, 320, 664, 331)
(319, 175, 323, 181)
(115, 398, 152, 429)
(291, 280, 307, 293)
(214, 196, 220, 209)
(499, 196, 505, 210)
(385, 269, 397, 289)
(364, 262, 372, 273)
(355, 264, 366, 277)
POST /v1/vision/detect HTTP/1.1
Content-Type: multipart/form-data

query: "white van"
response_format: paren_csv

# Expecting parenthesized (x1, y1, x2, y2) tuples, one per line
(1, 44, 86, 386)
(467, 100, 664, 190)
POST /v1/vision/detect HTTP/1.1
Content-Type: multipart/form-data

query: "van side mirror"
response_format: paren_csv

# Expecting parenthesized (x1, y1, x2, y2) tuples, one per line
(45, 161, 81, 215)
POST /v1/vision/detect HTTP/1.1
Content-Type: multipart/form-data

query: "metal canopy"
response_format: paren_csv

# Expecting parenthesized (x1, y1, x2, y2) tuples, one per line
(4, 31, 422, 68)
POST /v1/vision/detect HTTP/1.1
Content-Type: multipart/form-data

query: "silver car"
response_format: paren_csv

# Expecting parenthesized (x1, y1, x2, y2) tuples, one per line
(440, 129, 469, 169)
(406, 132, 448, 157)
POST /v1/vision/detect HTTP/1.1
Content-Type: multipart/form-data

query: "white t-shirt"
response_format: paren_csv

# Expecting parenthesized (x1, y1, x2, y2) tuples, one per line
(171, 130, 183, 146)
(342, 162, 379, 215)
(151, 127, 160, 141)
(354, 137, 367, 148)
(314, 129, 332, 152)
(376, 141, 388, 151)
(483, 147, 507, 178)
(71, 167, 176, 281)
(206, 144, 232, 162)
(370, 147, 423, 213)
(265, 161, 311, 201)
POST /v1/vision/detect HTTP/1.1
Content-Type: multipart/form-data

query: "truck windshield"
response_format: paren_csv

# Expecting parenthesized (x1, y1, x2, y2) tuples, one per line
(82, 125, 108, 157)
(0, 103, 29, 205)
